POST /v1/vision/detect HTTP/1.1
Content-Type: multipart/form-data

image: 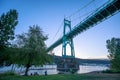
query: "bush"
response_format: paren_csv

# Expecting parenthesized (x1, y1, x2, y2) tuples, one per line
(102, 69, 120, 73)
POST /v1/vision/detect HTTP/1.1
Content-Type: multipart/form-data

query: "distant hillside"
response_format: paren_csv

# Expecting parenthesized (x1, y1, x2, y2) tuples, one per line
(76, 58, 110, 65)
(53, 55, 110, 65)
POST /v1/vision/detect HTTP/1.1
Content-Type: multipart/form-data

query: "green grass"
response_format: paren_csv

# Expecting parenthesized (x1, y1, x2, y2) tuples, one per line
(0, 73, 120, 80)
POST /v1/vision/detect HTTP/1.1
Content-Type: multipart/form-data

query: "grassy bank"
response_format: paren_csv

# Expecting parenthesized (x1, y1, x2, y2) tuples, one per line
(0, 73, 120, 80)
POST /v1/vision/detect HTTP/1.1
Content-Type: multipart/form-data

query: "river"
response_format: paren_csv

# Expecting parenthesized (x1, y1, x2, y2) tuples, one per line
(0, 64, 109, 75)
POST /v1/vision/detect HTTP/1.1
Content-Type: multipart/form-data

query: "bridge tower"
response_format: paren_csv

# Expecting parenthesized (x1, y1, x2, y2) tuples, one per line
(57, 19, 79, 73)
(62, 19, 75, 58)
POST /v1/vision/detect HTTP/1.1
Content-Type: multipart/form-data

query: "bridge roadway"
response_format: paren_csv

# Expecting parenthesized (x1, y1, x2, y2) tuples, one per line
(47, 0, 120, 52)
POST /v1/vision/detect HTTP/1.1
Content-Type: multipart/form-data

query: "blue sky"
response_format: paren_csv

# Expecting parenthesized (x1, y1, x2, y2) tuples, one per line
(1, 0, 120, 59)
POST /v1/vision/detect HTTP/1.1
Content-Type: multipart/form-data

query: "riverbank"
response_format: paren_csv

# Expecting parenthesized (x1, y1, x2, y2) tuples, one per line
(0, 72, 120, 80)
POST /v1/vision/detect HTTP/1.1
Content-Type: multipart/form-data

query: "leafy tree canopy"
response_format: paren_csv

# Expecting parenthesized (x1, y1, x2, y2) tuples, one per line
(14, 25, 51, 75)
(106, 37, 120, 72)
(0, 9, 18, 48)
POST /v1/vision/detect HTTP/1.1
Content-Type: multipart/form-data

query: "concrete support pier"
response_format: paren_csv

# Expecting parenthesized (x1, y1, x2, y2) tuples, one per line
(57, 56, 79, 73)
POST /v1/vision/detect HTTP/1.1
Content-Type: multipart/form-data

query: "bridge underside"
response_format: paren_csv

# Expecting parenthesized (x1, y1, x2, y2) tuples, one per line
(47, 0, 120, 52)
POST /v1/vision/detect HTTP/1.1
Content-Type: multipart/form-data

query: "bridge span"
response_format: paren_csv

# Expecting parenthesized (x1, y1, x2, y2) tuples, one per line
(47, 0, 120, 52)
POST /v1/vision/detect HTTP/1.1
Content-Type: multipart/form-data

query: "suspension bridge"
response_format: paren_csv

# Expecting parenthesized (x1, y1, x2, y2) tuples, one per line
(47, 0, 120, 73)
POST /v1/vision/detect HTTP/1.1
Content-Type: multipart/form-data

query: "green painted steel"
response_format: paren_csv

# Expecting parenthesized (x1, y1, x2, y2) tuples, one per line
(62, 19, 75, 58)
(47, 0, 120, 52)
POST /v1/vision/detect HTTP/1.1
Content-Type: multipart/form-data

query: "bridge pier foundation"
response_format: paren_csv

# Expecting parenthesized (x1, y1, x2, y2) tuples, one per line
(57, 56, 79, 73)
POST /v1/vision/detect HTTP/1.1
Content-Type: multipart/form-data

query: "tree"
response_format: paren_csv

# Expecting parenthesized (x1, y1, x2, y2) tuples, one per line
(15, 25, 52, 76)
(0, 9, 18, 66)
(106, 37, 120, 72)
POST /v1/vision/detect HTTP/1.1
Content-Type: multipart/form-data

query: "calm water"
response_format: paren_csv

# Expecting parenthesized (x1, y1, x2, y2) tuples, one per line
(0, 64, 109, 75)
(78, 64, 109, 74)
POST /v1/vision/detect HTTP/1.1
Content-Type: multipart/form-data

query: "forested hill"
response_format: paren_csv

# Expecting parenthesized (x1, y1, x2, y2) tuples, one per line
(53, 55, 110, 65)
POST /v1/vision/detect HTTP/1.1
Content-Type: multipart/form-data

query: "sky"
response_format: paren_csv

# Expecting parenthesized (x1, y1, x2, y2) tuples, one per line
(1, 0, 120, 59)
